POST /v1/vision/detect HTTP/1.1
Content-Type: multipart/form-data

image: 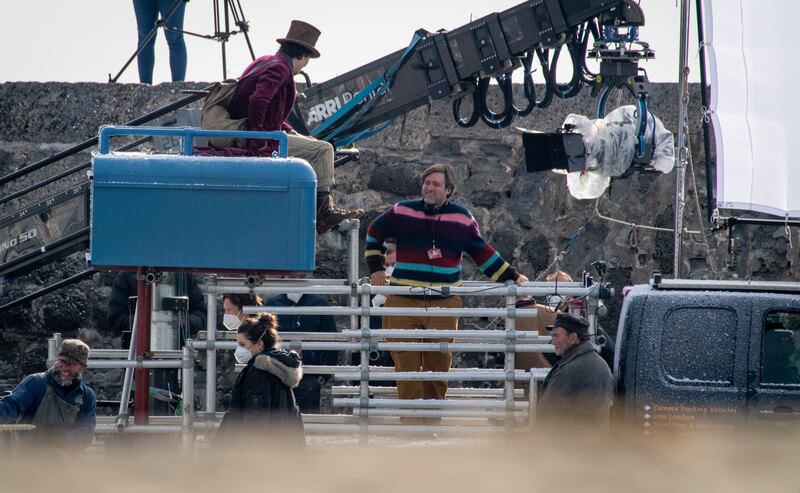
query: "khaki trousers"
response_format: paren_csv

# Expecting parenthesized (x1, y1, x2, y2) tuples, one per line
(383, 295, 462, 403)
(287, 133, 335, 189)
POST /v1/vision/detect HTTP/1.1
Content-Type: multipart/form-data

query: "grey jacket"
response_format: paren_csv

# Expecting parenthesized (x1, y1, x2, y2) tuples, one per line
(538, 342, 614, 429)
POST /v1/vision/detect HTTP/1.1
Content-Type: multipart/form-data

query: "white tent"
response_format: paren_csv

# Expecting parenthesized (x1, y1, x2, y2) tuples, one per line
(704, 0, 800, 218)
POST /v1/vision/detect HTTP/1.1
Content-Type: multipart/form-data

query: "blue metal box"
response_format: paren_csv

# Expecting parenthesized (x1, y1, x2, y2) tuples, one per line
(90, 126, 316, 272)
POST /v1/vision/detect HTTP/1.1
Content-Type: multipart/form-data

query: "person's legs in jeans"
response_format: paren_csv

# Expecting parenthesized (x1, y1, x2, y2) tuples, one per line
(158, 0, 187, 81)
(133, 0, 158, 84)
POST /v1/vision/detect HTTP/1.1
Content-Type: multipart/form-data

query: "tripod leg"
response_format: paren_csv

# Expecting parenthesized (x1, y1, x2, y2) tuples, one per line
(229, 0, 256, 60)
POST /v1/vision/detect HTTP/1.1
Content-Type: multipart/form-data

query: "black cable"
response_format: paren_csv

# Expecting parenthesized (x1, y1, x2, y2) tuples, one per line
(579, 21, 601, 85)
(510, 53, 536, 117)
(548, 27, 591, 100)
(532, 48, 555, 109)
(478, 76, 516, 129)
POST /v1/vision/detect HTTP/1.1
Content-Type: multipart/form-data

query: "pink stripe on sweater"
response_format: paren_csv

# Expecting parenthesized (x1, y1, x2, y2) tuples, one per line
(394, 204, 475, 227)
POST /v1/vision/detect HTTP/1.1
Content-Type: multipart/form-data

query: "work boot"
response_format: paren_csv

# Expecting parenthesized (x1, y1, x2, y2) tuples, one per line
(316, 190, 364, 235)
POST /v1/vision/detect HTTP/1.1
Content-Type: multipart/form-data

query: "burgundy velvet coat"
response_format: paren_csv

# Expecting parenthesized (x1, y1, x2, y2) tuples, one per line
(199, 53, 296, 157)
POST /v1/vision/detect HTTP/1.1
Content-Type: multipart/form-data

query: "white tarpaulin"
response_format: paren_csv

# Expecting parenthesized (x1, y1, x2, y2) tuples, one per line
(704, 0, 800, 218)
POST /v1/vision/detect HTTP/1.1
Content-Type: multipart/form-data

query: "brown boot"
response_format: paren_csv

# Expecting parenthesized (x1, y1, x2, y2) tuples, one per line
(316, 190, 364, 235)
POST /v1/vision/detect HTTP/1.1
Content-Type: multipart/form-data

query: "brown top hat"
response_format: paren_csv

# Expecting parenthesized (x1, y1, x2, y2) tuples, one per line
(277, 20, 321, 58)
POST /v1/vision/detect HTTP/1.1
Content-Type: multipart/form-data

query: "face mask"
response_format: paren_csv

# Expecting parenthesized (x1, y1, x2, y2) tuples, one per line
(223, 313, 241, 331)
(234, 345, 253, 364)
(384, 265, 395, 278)
(234, 329, 267, 364)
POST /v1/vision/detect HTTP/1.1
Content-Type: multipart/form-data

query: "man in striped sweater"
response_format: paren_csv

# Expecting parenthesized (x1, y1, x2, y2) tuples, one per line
(365, 163, 528, 414)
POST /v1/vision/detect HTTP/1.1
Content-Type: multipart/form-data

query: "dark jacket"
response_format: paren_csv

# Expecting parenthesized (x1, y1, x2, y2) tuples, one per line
(107, 271, 207, 338)
(0, 370, 96, 449)
(538, 342, 614, 429)
(218, 348, 304, 442)
(228, 53, 295, 155)
(265, 294, 338, 366)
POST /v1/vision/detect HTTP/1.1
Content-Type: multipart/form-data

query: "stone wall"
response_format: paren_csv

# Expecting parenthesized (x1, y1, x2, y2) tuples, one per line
(1, 81, 798, 397)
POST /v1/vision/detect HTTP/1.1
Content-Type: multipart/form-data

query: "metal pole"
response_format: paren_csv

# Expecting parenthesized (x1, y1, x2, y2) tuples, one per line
(47, 336, 57, 367)
(88, 360, 184, 369)
(334, 370, 534, 382)
(528, 372, 538, 431)
(182, 343, 195, 454)
(334, 398, 528, 409)
(695, 0, 715, 222)
(246, 306, 539, 318)
(359, 284, 371, 444)
(346, 219, 361, 377)
(134, 267, 152, 425)
(205, 277, 218, 428)
(673, 0, 692, 278)
(222, 0, 230, 79)
(504, 284, 516, 431)
(117, 307, 138, 429)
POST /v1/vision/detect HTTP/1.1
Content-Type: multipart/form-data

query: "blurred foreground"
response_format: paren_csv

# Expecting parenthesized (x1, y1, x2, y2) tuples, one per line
(1, 426, 795, 493)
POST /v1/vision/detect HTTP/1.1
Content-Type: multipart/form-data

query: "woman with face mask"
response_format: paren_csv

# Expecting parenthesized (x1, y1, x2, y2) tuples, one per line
(222, 294, 263, 331)
(217, 312, 305, 444)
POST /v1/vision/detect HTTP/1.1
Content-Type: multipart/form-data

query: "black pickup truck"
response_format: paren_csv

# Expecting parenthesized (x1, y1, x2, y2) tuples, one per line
(613, 277, 800, 433)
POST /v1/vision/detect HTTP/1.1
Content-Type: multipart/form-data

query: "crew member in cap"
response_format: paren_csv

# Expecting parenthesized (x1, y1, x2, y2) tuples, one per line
(537, 312, 614, 429)
(222, 19, 364, 234)
(0, 339, 96, 450)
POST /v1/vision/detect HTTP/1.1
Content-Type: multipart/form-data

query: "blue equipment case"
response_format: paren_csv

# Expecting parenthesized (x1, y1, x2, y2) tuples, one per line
(89, 126, 316, 272)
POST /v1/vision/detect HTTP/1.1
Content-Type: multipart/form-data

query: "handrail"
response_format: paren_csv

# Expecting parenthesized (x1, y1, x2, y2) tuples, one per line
(0, 87, 211, 189)
(0, 136, 153, 208)
(97, 126, 289, 158)
(0, 269, 97, 313)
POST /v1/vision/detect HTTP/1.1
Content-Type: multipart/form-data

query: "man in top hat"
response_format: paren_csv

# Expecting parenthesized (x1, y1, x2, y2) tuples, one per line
(537, 312, 614, 429)
(227, 19, 364, 234)
(0, 339, 96, 450)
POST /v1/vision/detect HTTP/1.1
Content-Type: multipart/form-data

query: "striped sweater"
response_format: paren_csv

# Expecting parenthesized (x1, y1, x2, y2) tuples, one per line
(365, 199, 518, 287)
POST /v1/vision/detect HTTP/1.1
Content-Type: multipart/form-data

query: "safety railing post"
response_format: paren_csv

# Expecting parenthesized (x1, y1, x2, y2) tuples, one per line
(205, 276, 218, 435)
(47, 335, 58, 367)
(182, 343, 195, 454)
(503, 283, 517, 432)
(359, 282, 372, 445)
(345, 219, 361, 346)
(116, 308, 138, 429)
(528, 372, 538, 432)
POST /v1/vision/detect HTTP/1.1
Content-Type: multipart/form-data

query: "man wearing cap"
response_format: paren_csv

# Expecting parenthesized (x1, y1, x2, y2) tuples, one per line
(0, 339, 96, 450)
(538, 312, 614, 429)
(225, 19, 364, 234)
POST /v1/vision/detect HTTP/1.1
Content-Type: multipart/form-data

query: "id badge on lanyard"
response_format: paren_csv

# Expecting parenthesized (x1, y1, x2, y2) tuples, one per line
(427, 247, 442, 260)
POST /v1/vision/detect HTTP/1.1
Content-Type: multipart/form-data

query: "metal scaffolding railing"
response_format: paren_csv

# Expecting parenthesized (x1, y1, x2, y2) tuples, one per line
(41, 219, 603, 447)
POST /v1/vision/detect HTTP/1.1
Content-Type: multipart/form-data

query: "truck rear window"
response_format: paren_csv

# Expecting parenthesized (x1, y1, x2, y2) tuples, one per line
(761, 312, 800, 386)
(661, 307, 737, 386)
